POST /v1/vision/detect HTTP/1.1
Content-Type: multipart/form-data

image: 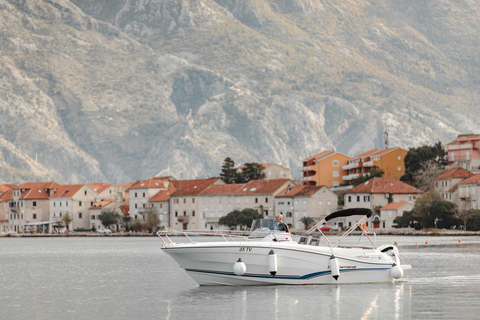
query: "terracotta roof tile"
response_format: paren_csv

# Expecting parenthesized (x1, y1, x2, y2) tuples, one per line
(149, 190, 175, 202)
(89, 199, 116, 209)
(276, 185, 305, 197)
(0, 189, 13, 202)
(130, 177, 172, 189)
(303, 150, 334, 162)
(435, 168, 475, 180)
(296, 186, 324, 197)
(200, 184, 247, 196)
(50, 185, 85, 198)
(345, 177, 424, 194)
(171, 178, 220, 196)
(457, 174, 480, 185)
(15, 182, 61, 190)
(352, 148, 383, 159)
(381, 201, 409, 210)
(448, 186, 458, 193)
(252, 179, 291, 194)
(87, 183, 112, 194)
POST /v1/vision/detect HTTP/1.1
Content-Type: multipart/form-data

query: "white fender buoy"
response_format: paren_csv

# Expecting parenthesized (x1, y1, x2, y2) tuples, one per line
(330, 255, 340, 281)
(268, 250, 277, 276)
(391, 263, 404, 279)
(233, 258, 246, 276)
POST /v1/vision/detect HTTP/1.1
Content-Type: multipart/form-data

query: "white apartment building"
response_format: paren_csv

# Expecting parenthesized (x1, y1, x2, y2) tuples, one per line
(434, 168, 474, 202)
(275, 185, 338, 230)
(379, 202, 414, 229)
(8, 182, 60, 233)
(128, 177, 172, 222)
(456, 175, 480, 211)
(344, 177, 423, 229)
(89, 199, 123, 231)
(49, 184, 98, 232)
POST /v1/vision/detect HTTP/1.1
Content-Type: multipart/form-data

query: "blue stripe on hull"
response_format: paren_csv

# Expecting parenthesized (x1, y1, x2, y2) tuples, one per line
(185, 267, 390, 280)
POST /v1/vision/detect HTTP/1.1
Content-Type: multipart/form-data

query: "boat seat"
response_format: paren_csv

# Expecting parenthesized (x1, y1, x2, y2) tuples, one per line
(309, 232, 322, 246)
(297, 233, 309, 245)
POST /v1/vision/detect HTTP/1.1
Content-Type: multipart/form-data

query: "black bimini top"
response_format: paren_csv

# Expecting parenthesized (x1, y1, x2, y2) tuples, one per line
(325, 208, 373, 221)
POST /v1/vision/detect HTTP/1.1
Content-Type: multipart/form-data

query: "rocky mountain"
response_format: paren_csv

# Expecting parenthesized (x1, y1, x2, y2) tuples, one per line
(1, 0, 479, 184)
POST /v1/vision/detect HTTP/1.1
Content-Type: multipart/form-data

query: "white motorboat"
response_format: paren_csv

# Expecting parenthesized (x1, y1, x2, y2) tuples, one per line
(158, 208, 411, 286)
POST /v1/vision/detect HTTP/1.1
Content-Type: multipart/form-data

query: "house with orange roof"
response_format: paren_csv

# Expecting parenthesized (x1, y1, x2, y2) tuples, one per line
(170, 178, 293, 230)
(87, 182, 123, 202)
(301, 150, 350, 187)
(445, 134, 480, 173)
(344, 177, 423, 229)
(129, 176, 176, 224)
(342, 148, 407, 182)
(380, 202, 413, 229)
(148, 189, 176, 228)
(0, 185, 15, 232)
(275, 185, 338, 230)
(434, 168, 474, 202)
(89, 199, 122, 231)
(8, 182, 60, 233)
(170, 178, 226, 230)
(456, 174, 480, 211)
(49, 184, 98, 232)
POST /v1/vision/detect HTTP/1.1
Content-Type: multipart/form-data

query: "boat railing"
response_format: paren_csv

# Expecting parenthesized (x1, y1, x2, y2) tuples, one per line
(157, 230, 250, 246)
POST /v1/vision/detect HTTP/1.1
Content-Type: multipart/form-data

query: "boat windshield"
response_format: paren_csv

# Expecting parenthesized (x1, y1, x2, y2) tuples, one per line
(249, 219, 283, 238)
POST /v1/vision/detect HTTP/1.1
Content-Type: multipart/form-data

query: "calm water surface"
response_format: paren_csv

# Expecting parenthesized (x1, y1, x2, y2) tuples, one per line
(1, 236, 480, 320)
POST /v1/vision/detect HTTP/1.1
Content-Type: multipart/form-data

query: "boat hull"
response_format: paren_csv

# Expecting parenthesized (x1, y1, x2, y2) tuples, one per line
(162, 241, 397, 286)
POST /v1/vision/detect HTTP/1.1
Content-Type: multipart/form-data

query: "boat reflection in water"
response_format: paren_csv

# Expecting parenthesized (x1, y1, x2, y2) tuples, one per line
(158, 208, 411, 286)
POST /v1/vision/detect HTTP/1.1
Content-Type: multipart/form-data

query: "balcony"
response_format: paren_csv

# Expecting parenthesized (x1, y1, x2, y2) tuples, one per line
(302, 166, 311, 171)
(177, 215, 190, 223)
(342, 163, 359, 170)
(301, 177, 312, 181)
(363, 160, 374, 167)
(342, 173, 359, 181)
(447, 144, 472, 151)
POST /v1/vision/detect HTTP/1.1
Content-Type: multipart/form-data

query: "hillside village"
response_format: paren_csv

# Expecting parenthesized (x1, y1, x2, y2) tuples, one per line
(1, 134, 480, 234)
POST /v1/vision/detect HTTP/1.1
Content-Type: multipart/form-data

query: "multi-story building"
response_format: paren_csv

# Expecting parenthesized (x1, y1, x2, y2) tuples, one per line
(301, 150, 350, 187)
(446, 134, 480, 172)
(148, 189, 175, 228)
(89, 199, 123, 231)
(170, 178, 225, 230)
(456, 175, 480, 211)
(87, 183, 123, 201)
(8, 182, 60, 233)
(275, 185, 339, 230)
(434, 168, 474, 202)
(170, 178, 293, 230)
(128, 177, 172, 222)
(49, 184, 98, 231)
(344, 177, 423, 229)
(342, 148, 407, 182)
(0, 185, 15, 232)
(380, 202, 414, 229)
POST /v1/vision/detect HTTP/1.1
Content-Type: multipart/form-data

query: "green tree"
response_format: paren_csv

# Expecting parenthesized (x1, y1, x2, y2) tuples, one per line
(299, 216, 315, 230)
(62, 212, 73, 232)
(219, 209, 263, 230)
(121, 215, 133, 231)
(99, 209, 120, 229)
(145, 209, 160, 232)
(220, 157, 237, 184)
(348, 168, 384, 187)
(236, 163, 266, 183)
(401, 142, 446, 184)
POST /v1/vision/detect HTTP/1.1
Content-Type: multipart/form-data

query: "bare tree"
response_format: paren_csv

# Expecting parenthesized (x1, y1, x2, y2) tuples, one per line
(414, 160, 445, 192)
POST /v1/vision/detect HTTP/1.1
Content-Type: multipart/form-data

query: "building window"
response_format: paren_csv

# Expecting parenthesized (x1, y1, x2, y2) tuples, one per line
(265, 198, 268, 203)
(255, 198, 258, 204)
(192, 198, 195, 203)
(357, 196, 360, 202)
(91, 202, 93, 206)
(183, 198, 186, 204)
(398, 167, 401, 171)
(135, 193, 137, 198)
(192, 211, 195, 217)
(33, 201, 37, 207)
(92, 215, 95, 220)
(60, 213, 62, 217)
(143, 193, 146, 198)
(60, 202, 62, 207)
(54, 202, 56, 207)
(286, 212, 292, 217)
(79, 213, 82, 219)
(160, 203, 163, 208)
(79, 201, 82, 207)
(265, 210, 268, 216)
(33, 214, 37, 219)
(135, 204, 138, 208)
(175, 212, 178, 217)
(183, 211, 186, 216)
(333, 182, 340, 187)
(398, 156, 401, 160)
(333, 171, 339, 177)
(85, 191, 87, 195)
(151, 204, 155, 208)
(143, 215, 145, 220)
(135, 215, 138, 220)
(66, 202, 68, 206)
(333, 160, 339, 167)
(348, 196, 351, 202)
